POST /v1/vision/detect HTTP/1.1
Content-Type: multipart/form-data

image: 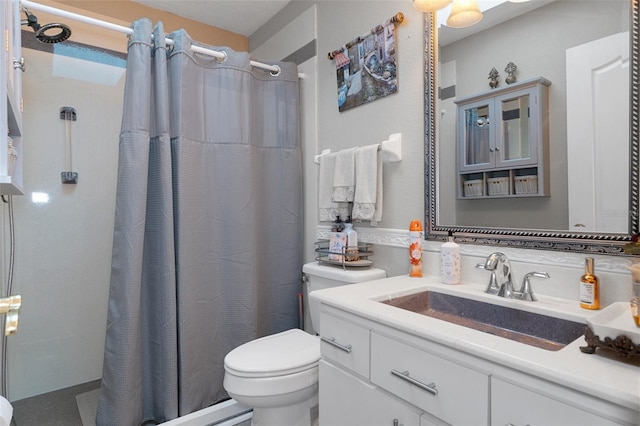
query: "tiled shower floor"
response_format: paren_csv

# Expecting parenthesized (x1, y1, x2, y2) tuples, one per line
(11, 380, 100, 426)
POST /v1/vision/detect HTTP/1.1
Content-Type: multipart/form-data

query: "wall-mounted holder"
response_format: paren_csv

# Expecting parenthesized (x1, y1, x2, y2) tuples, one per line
(0, 295, 21, 336)
(60, 106, 78, 184)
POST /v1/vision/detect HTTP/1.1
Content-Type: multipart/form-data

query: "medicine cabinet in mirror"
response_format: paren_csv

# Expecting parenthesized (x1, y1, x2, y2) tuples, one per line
(424, 0, 639, 254)
(457, 77, 550, 199)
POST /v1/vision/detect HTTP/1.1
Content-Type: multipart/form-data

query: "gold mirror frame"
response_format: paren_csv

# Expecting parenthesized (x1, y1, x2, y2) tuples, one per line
(424, 0, 639, 255)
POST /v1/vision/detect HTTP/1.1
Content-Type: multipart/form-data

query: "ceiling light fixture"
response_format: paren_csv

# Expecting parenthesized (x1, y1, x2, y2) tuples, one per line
(413, 0, 451, 12)
(447, 0, 483, 28)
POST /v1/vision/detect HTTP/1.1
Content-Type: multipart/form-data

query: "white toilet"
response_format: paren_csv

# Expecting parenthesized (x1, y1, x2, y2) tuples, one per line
(223, 261, 386, 426)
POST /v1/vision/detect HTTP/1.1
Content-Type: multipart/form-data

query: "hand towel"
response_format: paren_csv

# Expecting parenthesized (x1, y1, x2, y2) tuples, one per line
(332, 147, 356, 202)
(319, 153, 349, 222)
(352, 144, 383, 222)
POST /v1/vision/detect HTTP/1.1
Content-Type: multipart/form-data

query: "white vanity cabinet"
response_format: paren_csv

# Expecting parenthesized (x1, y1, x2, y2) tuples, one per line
(319, 360, 424, 426)
(0, 0, 24, 195)
(491, 377, 622, 426)
(370, 332, 489, 425)
(317, 302, 638, 426)
(318, 309, 427, 426)
(319, 310, 371, 379)
(456, 77, 549, 199)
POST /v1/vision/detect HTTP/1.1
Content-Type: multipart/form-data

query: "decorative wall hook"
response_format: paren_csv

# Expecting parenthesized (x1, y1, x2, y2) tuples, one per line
(505, 61, 518, 84)
(488, 67, 499, 89)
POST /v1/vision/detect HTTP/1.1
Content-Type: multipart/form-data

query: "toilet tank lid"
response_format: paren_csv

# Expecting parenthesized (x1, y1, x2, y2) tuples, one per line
(302, 262, 386, 283)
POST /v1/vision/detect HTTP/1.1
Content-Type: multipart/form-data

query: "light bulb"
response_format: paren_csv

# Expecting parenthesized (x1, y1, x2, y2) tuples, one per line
(447, 0, 483, 28)
(413, 0, 451, 13)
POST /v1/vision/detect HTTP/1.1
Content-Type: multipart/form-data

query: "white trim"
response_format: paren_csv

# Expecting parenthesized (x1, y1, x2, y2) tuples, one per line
(160, 399, 252, 426)
(316, 225, 635, 273)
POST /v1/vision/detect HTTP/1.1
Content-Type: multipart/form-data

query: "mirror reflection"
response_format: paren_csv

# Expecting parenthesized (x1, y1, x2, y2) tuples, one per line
(435, 0, 631, 234)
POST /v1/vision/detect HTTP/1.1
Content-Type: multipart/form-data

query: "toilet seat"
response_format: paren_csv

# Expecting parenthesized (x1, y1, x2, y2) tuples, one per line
(224, 329, 320, 378)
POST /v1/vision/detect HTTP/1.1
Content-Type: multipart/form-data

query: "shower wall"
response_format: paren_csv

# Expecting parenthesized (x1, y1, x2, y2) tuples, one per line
(6, 41, 124, 401)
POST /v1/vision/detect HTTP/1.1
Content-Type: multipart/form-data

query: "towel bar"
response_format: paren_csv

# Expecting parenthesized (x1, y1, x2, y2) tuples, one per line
(314, 133, 403, 164)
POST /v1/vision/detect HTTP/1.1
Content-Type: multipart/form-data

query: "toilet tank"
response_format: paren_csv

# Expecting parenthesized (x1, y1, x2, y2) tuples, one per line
(302, 262, 386, 334)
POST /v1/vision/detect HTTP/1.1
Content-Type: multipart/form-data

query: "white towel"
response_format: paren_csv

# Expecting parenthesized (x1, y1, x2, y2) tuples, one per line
(352, 144, 383, 222)
(319, 153, 349, 222)
(332, 147, 356, 202)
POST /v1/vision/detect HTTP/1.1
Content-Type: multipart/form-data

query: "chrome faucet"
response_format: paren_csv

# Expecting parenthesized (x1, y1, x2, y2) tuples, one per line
(480, 252, 516, 298)
(476, 252, 550, 301)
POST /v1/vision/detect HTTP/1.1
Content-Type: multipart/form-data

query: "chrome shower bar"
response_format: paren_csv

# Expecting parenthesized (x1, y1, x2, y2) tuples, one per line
(19, 0, 304, 78)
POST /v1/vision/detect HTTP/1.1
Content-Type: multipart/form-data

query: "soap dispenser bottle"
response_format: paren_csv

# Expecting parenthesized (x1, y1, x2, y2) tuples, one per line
(344, 217, 359, 261)
(579, 257, 600, 310)
(440, 231, 461, 284)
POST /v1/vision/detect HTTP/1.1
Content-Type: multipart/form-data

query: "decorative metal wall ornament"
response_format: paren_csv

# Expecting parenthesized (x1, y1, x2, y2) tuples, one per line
(488, 67, 499, 88)
(505, 61, 518, 84)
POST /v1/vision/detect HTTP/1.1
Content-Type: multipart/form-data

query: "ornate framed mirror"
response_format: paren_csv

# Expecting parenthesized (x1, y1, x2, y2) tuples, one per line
(424, 0, 639, 255)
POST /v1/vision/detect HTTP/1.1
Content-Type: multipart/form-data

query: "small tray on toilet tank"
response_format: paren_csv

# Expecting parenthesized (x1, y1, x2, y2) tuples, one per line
(317, 257, 373, 267)
(315, 240, 374, 268)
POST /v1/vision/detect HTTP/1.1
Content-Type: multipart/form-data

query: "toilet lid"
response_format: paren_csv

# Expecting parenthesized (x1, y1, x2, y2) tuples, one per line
(224, 329, 320, 378)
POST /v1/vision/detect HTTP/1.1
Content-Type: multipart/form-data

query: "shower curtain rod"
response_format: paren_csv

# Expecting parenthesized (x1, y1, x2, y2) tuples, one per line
(20, 0, 304, 78)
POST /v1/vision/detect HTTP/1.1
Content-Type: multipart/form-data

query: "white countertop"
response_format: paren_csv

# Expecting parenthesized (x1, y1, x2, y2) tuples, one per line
(310, 274, 640, 412)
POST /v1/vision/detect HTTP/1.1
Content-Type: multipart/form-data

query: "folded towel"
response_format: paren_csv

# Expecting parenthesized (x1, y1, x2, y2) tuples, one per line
(319, 153, 349, 222)
(352, 144, 383, 222)
(372, 150, 383, 224)
(332, 147, 356, 202)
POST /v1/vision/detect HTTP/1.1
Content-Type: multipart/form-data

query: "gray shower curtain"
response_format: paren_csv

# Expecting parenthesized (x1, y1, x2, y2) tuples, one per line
(97, 19, 302, 425)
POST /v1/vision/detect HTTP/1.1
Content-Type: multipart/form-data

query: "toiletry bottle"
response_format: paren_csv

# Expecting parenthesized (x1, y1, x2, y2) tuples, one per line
(409, 220, 423, 277)
(329, 216, 346, 262)
(440, 231, 461, 284)
(579, 257, 600, 310)
(344, 217, 359, 261)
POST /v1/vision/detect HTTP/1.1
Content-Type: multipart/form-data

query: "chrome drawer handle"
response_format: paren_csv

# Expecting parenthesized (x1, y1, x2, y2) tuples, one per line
(321, 336, 352, 353)
(391, 369, 438, 395)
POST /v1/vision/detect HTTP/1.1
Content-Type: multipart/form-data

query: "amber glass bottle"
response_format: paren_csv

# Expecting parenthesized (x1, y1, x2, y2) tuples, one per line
(579, 257, 600, 310)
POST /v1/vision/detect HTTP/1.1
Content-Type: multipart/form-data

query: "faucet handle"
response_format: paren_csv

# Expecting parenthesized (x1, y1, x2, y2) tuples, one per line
(476, 263, 500, 295)
(517, 272, 550, 301)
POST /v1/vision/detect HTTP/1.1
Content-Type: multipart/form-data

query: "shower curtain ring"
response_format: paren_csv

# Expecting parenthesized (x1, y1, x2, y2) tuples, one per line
(270, 65, 281, 77)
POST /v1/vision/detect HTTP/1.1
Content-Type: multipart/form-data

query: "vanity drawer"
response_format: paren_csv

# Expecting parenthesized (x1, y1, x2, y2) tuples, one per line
(319, 311, 370, 379)
(371, 332, 489, 425)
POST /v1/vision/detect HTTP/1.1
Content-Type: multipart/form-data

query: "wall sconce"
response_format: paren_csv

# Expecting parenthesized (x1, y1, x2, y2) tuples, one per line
(447, 0, 483, 28)
(413, 0, 451, 12)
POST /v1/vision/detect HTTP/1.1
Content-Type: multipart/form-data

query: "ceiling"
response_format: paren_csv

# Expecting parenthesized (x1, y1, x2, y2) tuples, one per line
(132, 0, 292, 37)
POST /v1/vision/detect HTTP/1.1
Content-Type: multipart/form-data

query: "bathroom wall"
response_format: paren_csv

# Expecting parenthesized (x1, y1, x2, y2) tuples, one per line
(2, 1, 247, 402)
(251, 0, 427, 266)
(252, 2, 636, 299)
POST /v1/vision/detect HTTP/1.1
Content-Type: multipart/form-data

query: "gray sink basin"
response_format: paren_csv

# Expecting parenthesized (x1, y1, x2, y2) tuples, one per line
(381, 290, 586, 351)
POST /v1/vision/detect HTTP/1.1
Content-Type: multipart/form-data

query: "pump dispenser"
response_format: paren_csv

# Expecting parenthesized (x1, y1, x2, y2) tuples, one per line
(344, 217, 359, 261)
(579, 257, 600, 310)
(440, 231, 461, 284)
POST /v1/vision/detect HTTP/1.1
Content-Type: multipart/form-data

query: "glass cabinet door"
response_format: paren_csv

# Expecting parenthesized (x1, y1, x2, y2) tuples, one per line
(495, 87, 538, 166)
(458, 99, 494, 171)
